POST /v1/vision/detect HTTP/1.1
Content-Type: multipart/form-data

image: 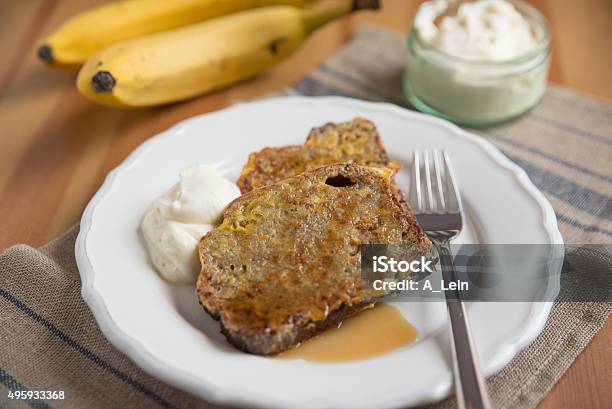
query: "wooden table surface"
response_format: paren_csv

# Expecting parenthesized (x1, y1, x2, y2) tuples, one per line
(1, 1, 610, 408)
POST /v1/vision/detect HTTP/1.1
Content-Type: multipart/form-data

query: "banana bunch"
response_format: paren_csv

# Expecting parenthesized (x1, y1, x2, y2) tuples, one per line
(37, 0, 380, 107)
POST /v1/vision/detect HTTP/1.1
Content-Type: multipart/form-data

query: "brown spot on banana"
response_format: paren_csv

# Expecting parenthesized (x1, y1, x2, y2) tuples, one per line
(267, 37, 288, 55)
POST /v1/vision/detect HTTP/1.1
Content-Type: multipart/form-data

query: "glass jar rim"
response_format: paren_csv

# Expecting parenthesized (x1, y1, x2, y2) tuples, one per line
(410, 0, 551, 66)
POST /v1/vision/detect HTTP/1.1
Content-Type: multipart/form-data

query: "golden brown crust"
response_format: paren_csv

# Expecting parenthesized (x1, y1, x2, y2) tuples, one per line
(236, 117, 399, 193)
(197, 164, 431, 355)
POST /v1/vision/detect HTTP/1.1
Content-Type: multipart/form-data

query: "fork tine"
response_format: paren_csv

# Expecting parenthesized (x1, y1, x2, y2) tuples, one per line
(442, 150, 462, 212)
(433, 150, 446, 211)
(423, 150, 435, 212)
(410, 150, 423, 212)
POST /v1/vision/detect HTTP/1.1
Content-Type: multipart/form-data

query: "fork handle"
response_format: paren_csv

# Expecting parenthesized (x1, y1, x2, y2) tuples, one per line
(438, 243, 492, 409)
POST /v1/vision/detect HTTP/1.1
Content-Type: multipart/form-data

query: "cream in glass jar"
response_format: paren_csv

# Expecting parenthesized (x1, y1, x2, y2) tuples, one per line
(404, 0, 551, 127)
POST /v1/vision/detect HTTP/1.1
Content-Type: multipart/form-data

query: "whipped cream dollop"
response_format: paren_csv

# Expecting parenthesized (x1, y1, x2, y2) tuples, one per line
(141, 165, 240, 284)
(416, 0, 538, 61)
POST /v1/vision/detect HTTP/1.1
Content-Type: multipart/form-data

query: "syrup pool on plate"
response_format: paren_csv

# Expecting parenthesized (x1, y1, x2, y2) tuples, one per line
(277, 303, 418, 363)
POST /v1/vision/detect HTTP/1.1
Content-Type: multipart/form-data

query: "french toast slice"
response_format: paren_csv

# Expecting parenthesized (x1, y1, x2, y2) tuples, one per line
(236, 117, 399, 193)
(197, 164, 431, 355)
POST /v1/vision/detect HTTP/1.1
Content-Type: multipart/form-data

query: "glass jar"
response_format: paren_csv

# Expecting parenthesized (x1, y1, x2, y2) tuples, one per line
(403, 0, 551, 127)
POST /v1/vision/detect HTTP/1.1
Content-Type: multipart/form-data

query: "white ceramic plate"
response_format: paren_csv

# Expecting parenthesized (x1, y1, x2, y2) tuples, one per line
(76, 97, 562, 409)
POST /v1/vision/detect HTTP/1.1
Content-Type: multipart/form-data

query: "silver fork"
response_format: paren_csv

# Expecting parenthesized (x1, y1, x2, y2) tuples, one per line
(410, 150, 491, 409)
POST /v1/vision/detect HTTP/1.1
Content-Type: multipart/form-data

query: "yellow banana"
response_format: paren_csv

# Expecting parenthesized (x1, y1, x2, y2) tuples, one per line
(38, 0, 317, 67)
(77, 0, 379, 107)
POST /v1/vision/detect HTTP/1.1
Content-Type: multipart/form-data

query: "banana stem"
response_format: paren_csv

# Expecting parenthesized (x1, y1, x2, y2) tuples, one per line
(301, 0, 380, 34)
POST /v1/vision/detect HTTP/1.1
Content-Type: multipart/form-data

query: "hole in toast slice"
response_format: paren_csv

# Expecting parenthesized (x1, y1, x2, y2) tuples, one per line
(325, 175, 356, 187)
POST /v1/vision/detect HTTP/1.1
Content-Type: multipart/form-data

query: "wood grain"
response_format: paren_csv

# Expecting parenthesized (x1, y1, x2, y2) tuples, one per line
(0, 1, 610, 408)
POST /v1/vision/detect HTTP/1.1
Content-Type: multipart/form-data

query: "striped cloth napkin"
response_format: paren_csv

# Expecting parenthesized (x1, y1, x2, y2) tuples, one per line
(1, 25, 610, 409)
